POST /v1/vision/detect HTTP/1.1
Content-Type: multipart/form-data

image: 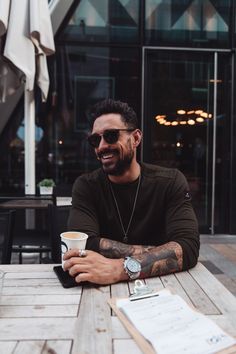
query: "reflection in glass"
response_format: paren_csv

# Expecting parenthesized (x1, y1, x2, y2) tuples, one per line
(145, 0, 231, 47)
(61, 0, 140, 43)
(144, 50, 230, 233)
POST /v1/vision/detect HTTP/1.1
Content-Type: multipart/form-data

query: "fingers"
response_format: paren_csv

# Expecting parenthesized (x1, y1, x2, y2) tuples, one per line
(63, 248, 90, 260)
(63, 257, 88, 272)
(66, 263, 94, 283)
(78, 249, 87, 257)
(63, 252, 99, 283)
(63, 253, 123, 285)
(63, 250, 116, 285)
(75, 272, 92, 283)
(63, 249, 95, 273)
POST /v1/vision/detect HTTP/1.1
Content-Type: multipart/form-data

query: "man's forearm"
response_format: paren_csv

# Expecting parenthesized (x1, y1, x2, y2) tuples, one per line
(99, 238, 183, 277)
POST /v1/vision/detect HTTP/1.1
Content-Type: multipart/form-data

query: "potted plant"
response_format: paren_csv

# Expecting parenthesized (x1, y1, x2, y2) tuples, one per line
(38, 178, 55, 195)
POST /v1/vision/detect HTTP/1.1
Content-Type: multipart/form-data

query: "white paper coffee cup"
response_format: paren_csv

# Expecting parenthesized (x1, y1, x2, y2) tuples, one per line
(60, 231, 88, 267)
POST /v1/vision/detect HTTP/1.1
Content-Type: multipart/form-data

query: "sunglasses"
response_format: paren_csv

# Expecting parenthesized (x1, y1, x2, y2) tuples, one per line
(87, 128, 135, 148)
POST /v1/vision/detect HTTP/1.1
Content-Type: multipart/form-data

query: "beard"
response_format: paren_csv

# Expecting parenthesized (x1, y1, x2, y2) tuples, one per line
(105, 152, 133, 175)
(97, 140, 134, 176)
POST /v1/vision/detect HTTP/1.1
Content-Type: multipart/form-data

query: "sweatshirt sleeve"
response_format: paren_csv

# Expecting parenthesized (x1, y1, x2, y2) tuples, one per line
(165, 170, 200, 270)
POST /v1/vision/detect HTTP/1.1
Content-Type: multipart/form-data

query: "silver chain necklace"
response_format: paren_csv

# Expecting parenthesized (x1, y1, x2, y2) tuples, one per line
(109, 174, 141, 243)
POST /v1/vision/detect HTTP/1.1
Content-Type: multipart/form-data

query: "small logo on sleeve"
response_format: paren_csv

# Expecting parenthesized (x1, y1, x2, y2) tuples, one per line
(184, 191, 192, 200)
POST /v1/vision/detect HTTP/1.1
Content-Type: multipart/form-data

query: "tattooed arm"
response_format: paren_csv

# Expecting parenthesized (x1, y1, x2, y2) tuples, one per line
(63, 238, 183, 285)
(99, 238, 183, 277)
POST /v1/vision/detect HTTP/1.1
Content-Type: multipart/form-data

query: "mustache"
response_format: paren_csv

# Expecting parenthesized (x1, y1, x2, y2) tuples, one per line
(97, 148, 119, 160)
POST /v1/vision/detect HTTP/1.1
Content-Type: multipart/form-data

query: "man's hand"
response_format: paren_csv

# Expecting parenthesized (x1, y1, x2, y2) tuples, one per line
(63, 249, 128, 285)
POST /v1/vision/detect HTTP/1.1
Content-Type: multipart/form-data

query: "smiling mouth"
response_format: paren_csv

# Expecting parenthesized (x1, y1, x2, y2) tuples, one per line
(98, 149, 118, 161)
(101, 153, 114, 160)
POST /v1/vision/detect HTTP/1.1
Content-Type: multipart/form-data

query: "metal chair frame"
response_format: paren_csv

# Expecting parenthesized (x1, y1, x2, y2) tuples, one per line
(48, 204, 71, 263)
(0, 210, 15, 264)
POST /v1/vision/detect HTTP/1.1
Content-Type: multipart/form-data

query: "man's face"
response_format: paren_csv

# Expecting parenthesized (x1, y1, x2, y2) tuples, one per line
(91, 113, 135, 176)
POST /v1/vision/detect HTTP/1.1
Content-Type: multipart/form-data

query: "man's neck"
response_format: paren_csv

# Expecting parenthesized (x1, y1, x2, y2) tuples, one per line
(108, 161, 141, 184)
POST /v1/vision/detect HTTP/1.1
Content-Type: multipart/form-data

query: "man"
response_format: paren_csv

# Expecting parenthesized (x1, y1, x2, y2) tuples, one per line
(64, 99, 199, 285)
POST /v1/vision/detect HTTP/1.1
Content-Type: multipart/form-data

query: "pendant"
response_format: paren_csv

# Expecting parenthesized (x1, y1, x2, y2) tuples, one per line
(123, 236, 128, 243)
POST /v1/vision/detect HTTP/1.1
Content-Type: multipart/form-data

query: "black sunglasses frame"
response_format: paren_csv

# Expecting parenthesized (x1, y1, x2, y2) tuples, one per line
(87, 128, 135, 148)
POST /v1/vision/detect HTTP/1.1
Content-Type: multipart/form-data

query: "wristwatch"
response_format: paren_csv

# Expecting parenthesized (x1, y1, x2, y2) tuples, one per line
(123, 256, 141, 280)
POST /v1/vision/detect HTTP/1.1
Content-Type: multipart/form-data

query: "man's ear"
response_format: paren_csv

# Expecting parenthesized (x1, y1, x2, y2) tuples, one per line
(132, 129, 142, 147)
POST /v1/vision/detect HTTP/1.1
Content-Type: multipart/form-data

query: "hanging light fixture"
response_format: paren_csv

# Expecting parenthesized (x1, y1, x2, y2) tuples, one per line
(154, 108, 212, 126)
(187, 119, 195, 125)
(196, 117, 204, 123)
(177, 109, 186, 115)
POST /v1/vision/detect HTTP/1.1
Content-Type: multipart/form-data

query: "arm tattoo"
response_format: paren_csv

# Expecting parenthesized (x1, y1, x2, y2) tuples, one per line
(99, 239, 183, 276)
(99, 238, 137, 258)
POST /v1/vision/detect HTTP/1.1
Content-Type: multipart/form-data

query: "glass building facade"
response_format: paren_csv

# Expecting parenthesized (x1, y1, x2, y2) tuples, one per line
(1, 0, 236, 235)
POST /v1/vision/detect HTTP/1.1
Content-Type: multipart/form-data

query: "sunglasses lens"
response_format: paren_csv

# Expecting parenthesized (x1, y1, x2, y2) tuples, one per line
(88, 134, 101, 148)
(103, 130, 119, 144)
(88, 129, 120, 147)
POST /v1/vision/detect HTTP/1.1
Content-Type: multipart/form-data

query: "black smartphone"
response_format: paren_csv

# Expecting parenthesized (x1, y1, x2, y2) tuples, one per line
(53, 265, 79, 288)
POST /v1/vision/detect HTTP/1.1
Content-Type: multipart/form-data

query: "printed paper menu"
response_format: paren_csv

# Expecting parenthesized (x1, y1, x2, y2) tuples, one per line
(116, 289, 236, 354)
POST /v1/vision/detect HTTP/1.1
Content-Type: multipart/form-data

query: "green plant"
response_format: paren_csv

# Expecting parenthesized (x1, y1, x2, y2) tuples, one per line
(38, 178, 55, 187)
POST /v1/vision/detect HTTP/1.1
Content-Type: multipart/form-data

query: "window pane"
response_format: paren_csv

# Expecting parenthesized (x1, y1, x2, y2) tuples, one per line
(60, 0, 140, 43)
(143, 49, 231, 233)
(51, 45, 140, 185)
(145, 0, 231, 48)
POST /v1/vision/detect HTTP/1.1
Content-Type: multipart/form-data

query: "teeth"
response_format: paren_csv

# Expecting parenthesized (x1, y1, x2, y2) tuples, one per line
(102, 153, 113, 159)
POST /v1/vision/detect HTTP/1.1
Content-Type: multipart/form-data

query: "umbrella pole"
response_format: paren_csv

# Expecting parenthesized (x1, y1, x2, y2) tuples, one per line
(24, 89, 36, 195)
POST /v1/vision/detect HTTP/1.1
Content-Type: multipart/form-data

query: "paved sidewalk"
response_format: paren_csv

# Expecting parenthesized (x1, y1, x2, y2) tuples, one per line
(200, 234, 236, 296)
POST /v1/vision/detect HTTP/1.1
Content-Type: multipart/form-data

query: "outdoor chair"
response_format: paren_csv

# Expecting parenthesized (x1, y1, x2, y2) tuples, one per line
(11, 208, 51, 263)
(48, 204, 71, 263)
(0, 195, 55, 263)
(0, 210, 15, 264)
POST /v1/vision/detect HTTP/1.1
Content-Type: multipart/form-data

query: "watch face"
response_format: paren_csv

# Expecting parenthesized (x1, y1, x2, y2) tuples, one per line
(127, 258, 141, 273)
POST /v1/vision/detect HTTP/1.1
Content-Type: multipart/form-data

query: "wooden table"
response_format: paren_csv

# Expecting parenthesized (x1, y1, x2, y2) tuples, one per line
(0, 196, 71, 209)
(0, 196, 55, 210)
(0, 262, 235, 354)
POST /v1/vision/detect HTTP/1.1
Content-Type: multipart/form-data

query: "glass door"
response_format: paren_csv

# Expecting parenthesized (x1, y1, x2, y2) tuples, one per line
(142, 49, 231, 234)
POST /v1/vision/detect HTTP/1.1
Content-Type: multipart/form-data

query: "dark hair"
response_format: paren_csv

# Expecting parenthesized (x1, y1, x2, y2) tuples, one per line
(90, 99, 138, 129)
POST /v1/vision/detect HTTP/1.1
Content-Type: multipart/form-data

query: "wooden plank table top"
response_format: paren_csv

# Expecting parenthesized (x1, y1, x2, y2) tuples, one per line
(0, 196, 71, 209)
(0, 198, 53, 209)
(0, 262, 235, 354)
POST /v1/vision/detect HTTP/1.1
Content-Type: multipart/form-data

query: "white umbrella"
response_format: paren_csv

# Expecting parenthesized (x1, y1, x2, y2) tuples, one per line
(0, 0, 55, 194)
